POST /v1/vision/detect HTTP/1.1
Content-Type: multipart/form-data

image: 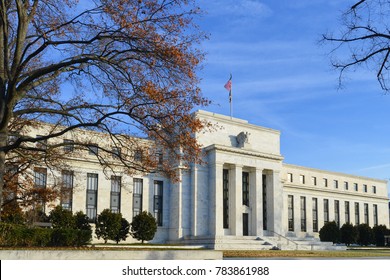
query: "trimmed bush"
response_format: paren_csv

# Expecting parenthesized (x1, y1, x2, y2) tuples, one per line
(372, 225, 390, 247)
(356, 224, 373, 246)
(319, 221, 340, 243)
(340, 223, 358, 246)
(74, 211, 92, 231)
(49, 206, 75, 229)
(95, 209, 129, 243)
(0, 220, 91, 247)
(130, 211, 157, 243)
(114, 218, 130, 244)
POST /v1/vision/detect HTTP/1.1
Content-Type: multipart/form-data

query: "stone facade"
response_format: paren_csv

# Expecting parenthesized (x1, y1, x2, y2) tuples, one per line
(11, 110, 390, 249)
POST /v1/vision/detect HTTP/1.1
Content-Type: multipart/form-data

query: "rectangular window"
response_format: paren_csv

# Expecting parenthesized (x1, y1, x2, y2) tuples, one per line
(86, 173, 98, 221)
(364, 203, 369, 225)
(334, 180, 338, 189)
(242, 172, 249, 206)
(88, 144, 98, 155)
(323, 178, 328, 187)
(311, 176, 317, 186)
(335, 200, 340, 227)
(61, 170, 73, 211)
(156, 152, 163, 165)
(223, 169, 229, 229)
(34, 167, 47, 188)
(134, 149, 143, 162)
(34, 167, 47, 212)
(363, 184, 367, 193)
(299, 175, 305, 184)
(312, 198, 318, 232)
(133, 178, 143, 217)
(373, 204, 378, 226)
(355, 202, 360, 225)
(154, 180, 163, 226)
(288, 195, 294, 231)
(344, 181, 349, 190)
(354, 183, 358, 192)
(110, 176, 121, 213)
(287, 173, 293, 183)
(372, 186, 377, 194)
(324, 199, 329, 223)
(112, 147, 121, 159)
(63, 139, 74, 152)
(345, 201, 350, 224)
(300, 196, 306, 232)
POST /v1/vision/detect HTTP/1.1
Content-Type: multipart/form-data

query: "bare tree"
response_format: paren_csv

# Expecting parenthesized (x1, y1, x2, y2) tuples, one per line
(322, 0, 390, 91)
(0, 0, 209, 219)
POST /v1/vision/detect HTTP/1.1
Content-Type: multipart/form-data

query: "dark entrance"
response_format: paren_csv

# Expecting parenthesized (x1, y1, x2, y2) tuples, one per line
(243, 213, 249, 236)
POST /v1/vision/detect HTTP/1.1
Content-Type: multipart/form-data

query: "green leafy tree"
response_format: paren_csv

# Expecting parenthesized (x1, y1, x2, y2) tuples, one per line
(114, 218, 131, 244)
(372, 225, 389, 246)
(340, 223, 358, 246)
(356, 224, 373, 246)
(319, 221, 340, 243)
(95, 209, 122, 243)
(130, 211, 157, 243)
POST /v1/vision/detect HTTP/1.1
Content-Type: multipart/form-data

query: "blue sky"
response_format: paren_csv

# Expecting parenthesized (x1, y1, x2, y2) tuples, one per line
(196, 0, 390, 195)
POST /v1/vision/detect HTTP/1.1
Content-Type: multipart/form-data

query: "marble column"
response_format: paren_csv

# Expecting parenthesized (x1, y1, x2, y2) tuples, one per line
(267, 170, 283, 234)
(250, 168, 263, 236)
(190, 164, 198, 237)
(209, 162, 224, 236)
(231, 164, 243, 236)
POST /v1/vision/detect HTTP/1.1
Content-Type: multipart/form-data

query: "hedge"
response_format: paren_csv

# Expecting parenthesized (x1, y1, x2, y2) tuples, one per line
(0, 223, 91, 247)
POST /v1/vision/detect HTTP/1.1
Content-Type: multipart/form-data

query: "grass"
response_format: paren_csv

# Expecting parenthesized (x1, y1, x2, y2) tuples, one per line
(223, 249, 390, 258)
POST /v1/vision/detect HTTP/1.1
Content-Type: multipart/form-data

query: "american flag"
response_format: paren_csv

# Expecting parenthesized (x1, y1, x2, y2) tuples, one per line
(224, 75, 232, 92)
(224, 74, 232, 102)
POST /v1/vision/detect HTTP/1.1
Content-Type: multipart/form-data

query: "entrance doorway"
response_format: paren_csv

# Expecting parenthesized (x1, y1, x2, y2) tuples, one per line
(243, 213, 249, 236)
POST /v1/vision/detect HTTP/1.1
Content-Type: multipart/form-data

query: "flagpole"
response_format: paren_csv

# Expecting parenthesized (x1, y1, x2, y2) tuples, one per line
(224, 74, 233, 118)
(230, 88, 232, 119)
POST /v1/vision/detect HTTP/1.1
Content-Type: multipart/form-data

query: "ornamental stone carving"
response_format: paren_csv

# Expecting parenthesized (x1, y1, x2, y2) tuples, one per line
(237, 131, 250, 148)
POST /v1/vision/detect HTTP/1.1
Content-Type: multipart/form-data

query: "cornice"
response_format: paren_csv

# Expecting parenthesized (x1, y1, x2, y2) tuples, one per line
(204, 144, 284, 161)
(284, 183, 389, 201)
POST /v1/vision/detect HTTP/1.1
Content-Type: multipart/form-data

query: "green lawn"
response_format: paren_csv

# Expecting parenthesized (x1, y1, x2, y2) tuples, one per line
(223, 249, 390, 258)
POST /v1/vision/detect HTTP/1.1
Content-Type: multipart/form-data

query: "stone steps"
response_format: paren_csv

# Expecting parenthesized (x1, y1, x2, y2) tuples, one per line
(173, 235, 347, 251)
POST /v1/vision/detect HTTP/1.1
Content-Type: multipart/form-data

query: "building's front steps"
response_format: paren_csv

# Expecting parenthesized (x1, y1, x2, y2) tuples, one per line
(174, 235, 347, 251)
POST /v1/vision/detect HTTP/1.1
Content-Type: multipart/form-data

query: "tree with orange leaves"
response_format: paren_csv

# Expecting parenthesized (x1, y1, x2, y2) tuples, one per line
(0, 0, 209, 220)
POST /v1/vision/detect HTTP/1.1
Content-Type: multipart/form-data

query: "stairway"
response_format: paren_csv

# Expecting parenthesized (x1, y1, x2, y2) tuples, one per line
(175, 235, 347, 250)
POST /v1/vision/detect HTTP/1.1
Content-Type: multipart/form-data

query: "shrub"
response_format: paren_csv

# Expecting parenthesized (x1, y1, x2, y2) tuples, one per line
(114, 218, 130, 244)
(95, 209, 123, 243)
(49, 206, 75, 229)
(356, 224, 373, 246)
(372, 225, 390, 247)
(340, 223, 358, 246)
(0, 223, 52, 247)
(0, 210, 92, 247)
(130, 211, 157, 243)
(319, 221, 340, 243)
(74, 211, 92, 231)
(73, 211, 92, 245)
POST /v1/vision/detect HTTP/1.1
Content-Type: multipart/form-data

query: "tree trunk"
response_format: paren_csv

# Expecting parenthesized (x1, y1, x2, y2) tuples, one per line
(0, 131, 6, 222)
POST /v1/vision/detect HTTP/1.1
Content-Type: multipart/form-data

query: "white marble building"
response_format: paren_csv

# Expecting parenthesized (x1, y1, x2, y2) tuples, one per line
(21, 110, 390, 249)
